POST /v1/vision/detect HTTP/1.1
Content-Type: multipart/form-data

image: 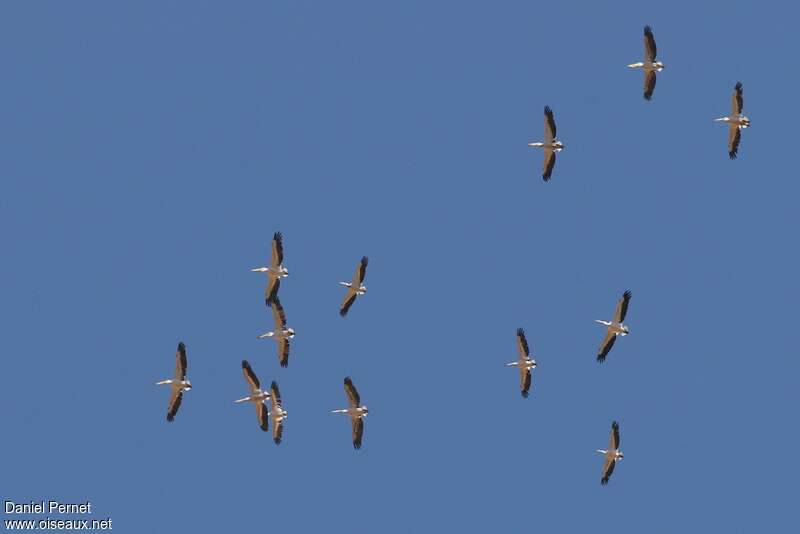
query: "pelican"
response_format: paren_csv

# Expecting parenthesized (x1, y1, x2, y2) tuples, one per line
(251, 231, 289, 305)
(596, 421, 624, 485)
(233, 360, 271, 432)
(156, 342, 192, 422)
(714, 82, 750, 159)
(269, 381, 288, 445)
(527, 106, 564, 181)
(505, 328, 537, 398)
(339, 256, 368, 317)
(628, 26, 664, 101)
(258, 297, 294, 367)
(332, 377, 368, 449)
(595, 290, 632, 363)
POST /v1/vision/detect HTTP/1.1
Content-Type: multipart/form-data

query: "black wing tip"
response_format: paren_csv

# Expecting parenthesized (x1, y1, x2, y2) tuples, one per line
(242, 359, 250, 368)
(177, 342, 186, 351)
(729, 151, 738, 160)
(339, 308, 348, 317)
(544, 105, 553, 115)
(601, 477, 610, 485)
(644, 25, 653, 35)
(167, 414, 175, 422)
(644, 92, 653, 101)
(271, 380, 279, 389)
(353, 441, 362, 450)
(280, 360, 288, 368)
(612, 421, 620, 430)
(542, 173, 552, 182)
(344, 376, 353, 385)
(623, 290, 632, 299)
(361, 256, 369, 265)
(260, 423, 269, 432)
(521, 390, 530, 398)
(735, 81, 743, 91)
(517, 327, 525, 336)
(597, 355, 606, 363)
(273, 231, 283, 241)
(274, 436, 282, 445)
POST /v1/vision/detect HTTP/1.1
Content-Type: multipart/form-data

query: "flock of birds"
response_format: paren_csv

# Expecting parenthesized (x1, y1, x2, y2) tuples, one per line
(155, 25, 753, 484)
(156, 231, 371, 448)
(529, 26, 750, 181)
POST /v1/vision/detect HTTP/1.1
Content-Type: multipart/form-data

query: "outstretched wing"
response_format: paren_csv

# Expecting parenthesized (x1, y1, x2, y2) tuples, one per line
(356, 256, 369, 286)
(271, 231, 284, 268)
(277, 338, 290, 368)
(732, 82, 744, 115)
(728, 125, 741, 160)
(242, 360, 260, 392)
(597, 331, 617, 363)
(340, 288, 358, 317)
(270, 381, 282, 407)
(643, 25, 657, 62)
(544, 106, 557, 142)
(344, 377, 361, 407)
(175, 342, 187, 380)
(265, 274, 280, 306)
(352, 417, 364, 450)
(516, 328, 530, 358)
(256, 401, 269, 432)
(520, 367, 532, 398)
(601, 456, 616, 485)
(643, 71, 657, 101)
(166, 390, 183, 422)
(273, 415, 284, 445)
(542, 149, 557, 182)
(269, 382, 284, 444)
(614, 290, 632, 323)
(271, 298, 288, 331)
(609, 421, 621, 450)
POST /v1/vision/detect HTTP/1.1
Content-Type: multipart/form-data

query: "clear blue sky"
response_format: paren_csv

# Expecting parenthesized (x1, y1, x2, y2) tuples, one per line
(2, 1, 798, 532)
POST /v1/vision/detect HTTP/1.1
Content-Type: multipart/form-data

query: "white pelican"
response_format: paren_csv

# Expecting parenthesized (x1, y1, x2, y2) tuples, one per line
(628, 26, 664, 101)
(332, 377, 368, 449)
(269, 381, 288, 445)
(234, 360, 271, 432)
(505, 328, 537, 398)
(251, 231, 289, 305)
(596, 421, 624, 485)
(339, 256, 369, 317)
(527, 106, 564, 181)
(714, 82, 750, 159)
(156, 342, 192, 422)
(595, 290, 631, 363)
(258, 297, 294, 367)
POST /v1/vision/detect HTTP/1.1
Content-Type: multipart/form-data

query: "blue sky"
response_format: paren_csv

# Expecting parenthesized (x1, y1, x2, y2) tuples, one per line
(2, 1, 798, 532)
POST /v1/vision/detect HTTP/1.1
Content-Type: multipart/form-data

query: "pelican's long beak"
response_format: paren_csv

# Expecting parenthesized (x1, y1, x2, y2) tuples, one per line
(234, 397, 250, 403)
(156, 380, 171, 385)
(714, 118, 727, 122)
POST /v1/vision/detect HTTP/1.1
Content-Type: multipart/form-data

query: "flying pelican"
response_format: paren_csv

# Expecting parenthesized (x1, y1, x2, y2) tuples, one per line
(527, 106, 564, 181)
(269, 381, 288, 445)
(332, 377, 368, 449)
(156, 342, 192, 422)
(714, 82, 750, 159)
(339, 256, 368, 317)
(258, 297, 294, 367)
(233, 360, 271, 432)
(596, 421, 624, 485)
(628, 26, 664, 101)
(505, 328, 537, 398)
(251, 231, 289, 305)
(595, 290, 632, 363)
